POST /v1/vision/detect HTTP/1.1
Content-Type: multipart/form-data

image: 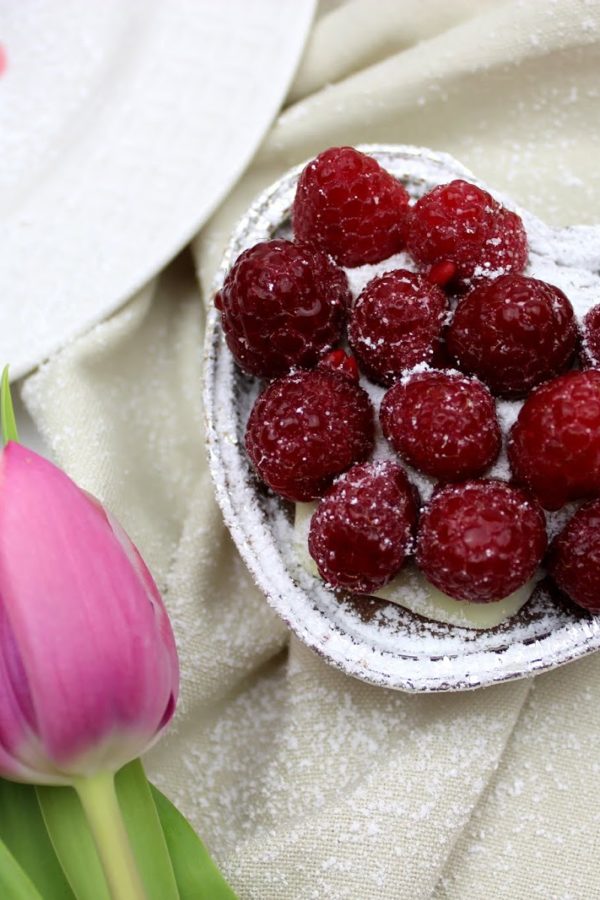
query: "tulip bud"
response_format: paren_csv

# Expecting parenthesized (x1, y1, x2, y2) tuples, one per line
(0, 442, 179, 786)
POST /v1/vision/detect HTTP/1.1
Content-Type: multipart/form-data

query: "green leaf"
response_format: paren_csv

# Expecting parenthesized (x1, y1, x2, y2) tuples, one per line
(115, 760, 180, 900)
(37, 763, 181, 900)
(0, 778, 75, 899)
(0, 366, 19, 445)
(1, 764, 235, 900)
(36, 784, 111, 900)
(0, 835, 44, 899)
(150, 784, 238, 900)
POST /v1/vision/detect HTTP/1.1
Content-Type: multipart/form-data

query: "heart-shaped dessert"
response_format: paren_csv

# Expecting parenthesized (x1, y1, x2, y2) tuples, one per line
(205, 145, 600, 691)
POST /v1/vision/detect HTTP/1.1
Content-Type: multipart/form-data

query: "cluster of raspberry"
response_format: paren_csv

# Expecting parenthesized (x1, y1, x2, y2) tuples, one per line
(215, 147, 600, 613)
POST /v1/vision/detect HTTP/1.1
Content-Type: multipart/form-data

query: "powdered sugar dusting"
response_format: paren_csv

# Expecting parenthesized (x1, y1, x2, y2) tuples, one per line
(205, 145, 600, 692)
(344, 251, 418, 299)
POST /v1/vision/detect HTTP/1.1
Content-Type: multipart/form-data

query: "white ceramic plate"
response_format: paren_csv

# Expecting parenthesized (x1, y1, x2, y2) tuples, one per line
(0, 0, 315, 379)
(205, 145, 600, 692)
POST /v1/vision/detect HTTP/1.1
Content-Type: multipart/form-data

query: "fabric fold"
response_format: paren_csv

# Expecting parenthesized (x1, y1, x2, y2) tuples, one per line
(23, 1, 600, 897)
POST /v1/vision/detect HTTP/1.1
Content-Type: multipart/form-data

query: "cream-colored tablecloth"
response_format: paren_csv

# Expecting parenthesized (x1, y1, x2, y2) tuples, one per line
(22, 2, 600, 897)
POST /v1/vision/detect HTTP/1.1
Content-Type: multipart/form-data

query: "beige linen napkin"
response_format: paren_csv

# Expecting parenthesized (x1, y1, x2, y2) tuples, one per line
(22, 2, 600, 897)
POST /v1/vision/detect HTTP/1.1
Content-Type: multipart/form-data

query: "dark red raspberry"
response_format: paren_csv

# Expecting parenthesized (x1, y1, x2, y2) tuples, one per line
(308, 461, 418, 594)
(447, 274, 577, 398)
(292, 146, 410, 267)
(245, 369, 374, 502)
(406, 179, 528, 288)
(508, 370, 600, 510)
(347, 270, 447, 384)
(380, 370, 501, 481)
(215, 239, 350, 378)
(416, 480, 546, 603)
(486, 208, 529, 277)
(581, 304, 600, 367)
(547, 501, 600, 612)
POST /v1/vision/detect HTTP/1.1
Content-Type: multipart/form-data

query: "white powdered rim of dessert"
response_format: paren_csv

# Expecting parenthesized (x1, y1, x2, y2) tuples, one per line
(204, 144, 600, 692)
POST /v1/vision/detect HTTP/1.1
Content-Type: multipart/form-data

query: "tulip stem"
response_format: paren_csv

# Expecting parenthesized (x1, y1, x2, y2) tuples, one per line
(75, 771, 147, 900)
(1, 366, 20, 446)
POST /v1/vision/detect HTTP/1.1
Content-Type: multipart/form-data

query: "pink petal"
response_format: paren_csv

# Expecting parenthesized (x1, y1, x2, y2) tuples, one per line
(0, 443, 179, 775)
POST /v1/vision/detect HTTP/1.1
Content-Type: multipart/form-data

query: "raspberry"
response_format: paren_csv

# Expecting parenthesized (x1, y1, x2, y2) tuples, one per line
(292, 146, 410, 267)
(487, 208, 529, 277)
(547, 501, 600, 612)
(347, 270, 448, 384)
(508, 370, 600, 510)
(308, 461, 418, 594)
(447, 274, 577, 398)
(380, 370, 501, 481)
(245, 369, 374, 502)
(581, 304, 600, 367)
(416, 480, 546, 603)
(215, 239, 350, 377)
(406, 179, 528, 288)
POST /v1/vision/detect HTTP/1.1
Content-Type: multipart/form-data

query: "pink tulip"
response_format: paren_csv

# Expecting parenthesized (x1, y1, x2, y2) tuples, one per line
(0, 441, 179, 786)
